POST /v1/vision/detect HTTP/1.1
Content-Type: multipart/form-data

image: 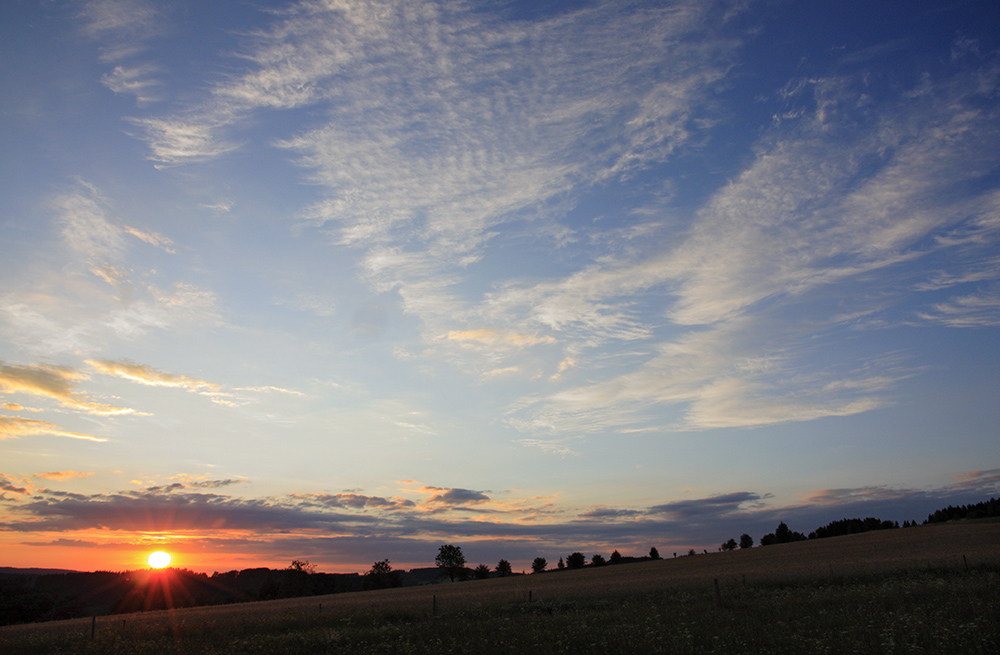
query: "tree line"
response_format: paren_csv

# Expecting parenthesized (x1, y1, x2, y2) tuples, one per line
(718, 496, 999, 551)
(5, 496, 995, 626)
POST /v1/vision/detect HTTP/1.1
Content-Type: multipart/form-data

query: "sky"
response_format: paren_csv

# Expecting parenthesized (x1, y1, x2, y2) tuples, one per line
(1, 0, 999, 575)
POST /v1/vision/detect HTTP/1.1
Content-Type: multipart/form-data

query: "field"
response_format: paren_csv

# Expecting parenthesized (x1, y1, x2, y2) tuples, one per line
(2, 523, 998, 654)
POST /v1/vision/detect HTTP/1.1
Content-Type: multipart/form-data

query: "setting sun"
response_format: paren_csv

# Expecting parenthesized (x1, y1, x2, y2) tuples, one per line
(148, 551, 172, 569)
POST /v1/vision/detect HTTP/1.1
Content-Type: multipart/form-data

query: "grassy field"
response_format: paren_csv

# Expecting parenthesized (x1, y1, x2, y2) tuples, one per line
(2, 522, 998, 654)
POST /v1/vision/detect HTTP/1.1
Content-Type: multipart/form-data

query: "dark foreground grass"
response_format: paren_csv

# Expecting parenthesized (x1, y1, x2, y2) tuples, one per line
(3, 566, 997, 655)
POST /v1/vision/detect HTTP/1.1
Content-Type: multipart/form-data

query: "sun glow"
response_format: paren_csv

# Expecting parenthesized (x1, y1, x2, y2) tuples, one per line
(147, 551, 172, 569)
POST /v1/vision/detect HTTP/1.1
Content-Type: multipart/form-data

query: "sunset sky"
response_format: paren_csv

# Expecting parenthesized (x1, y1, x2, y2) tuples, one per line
(2, 0, 999, 575)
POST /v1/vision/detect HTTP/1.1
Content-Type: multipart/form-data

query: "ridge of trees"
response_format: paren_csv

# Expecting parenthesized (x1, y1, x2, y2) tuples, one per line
(4, 497, 995, 627)
(925, 497, 1000, 524)
(720, 496, 998, 550)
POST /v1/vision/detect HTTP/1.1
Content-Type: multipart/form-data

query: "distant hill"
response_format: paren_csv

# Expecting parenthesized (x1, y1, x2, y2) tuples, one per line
(0, 567, 81, 576)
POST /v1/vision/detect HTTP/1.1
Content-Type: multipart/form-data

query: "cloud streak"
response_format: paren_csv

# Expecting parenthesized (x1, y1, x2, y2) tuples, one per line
(0, 416, 106, 442)
(0, 362, 132, 417)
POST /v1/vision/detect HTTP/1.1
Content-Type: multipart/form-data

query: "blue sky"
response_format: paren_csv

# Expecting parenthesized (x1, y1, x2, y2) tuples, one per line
(1, 0, 999, 573)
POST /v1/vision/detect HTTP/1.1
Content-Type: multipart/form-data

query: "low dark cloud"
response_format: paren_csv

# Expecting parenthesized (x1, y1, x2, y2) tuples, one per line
(0, 487, 372, 534)
(1, 474, 30, 495)
(578, 508, 644, 520)
(425, 487, 491, 505)
(308, 493, 416, 511)
(647, 492, 769, 521)
(3, 473, 997, 571)
(190, 479, 248, 488)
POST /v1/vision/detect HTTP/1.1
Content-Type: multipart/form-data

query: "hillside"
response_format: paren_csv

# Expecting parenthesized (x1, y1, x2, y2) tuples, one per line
(2, 522, 997, 655)
(4, 522, 997, 628)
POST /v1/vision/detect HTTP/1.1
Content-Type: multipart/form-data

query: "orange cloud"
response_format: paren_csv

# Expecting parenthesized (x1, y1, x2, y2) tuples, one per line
(0, 473, 32, 495)
(0, 362, 132, 416)
(87, 359, 220, 393)
(124, 225, 176, 253)
(0, 415, 107, 442)
(441, 328, 556, 347)
(34, 471, 95, 480)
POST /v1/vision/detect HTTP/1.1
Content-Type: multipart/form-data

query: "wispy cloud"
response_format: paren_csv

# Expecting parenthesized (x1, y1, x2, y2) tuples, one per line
(123, 225, 174, 253)
(79, 0, 163, 62)
(0, 415, 106, 442)
(0, 362, 132, 416)
(0, 183, 219, 355)
(129, 116, 240, 166)
(34, 471, 95, 481)
(101, 64, 163, 104)
(442, 329, 556, 348)
(917, 289, 1000, 327)
(87, 359, 220, 393)
(125, 0, 737, 355)
(500, 56, 1000, 436)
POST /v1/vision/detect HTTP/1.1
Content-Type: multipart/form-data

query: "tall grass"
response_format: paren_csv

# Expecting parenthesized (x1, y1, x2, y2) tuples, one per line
(3, 565, 997, 654)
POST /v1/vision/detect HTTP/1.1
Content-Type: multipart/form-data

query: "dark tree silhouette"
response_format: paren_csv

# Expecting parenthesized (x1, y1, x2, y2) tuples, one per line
(721, 538, 738, 551)
(760, 522, 806, 546)
(926, 498, 999, 523)
(365, 559, 401, 589)
(473, 564, 491, 580)
(566, 552, 586, 569)
(591, 553, 607, 567)
(739, 534, 753, 549)
(610, 550, 623, 564)
(531, 557, 547, 574)
(809, 517, 899, 539)
(435, 544, 466, 582)
(557, 557, 565, 570)
(495, 559, 512, 577)
(287, 560, 316, 574)
(649, 547, 660, 560)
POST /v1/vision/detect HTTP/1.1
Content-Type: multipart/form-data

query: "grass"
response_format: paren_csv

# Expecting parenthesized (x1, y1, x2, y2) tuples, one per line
(3, 523, 998, 654)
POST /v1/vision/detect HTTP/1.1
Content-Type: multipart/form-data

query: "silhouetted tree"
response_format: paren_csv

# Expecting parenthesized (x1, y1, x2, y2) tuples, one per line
(687, 549, 696, 556)
(610, 550, 623, 564)
(566, 552, 586, 569)
(287, 560, 317, 574)
(365, 559, 401, 589)
(739, 534, 753, 549)
(473, 564, 491, 580)
(761, 522, 806, 546)
(809, 517, 901, 539)
(435, 544, 466, 582)
(721, 538, 737, 551)
(531, 557, 547, 574)
(557, 557, 565, 570)
(925, 498, 999, 524)
(591, 553, 607, 567)
(495, 559, 512, 577)
(649, 547, 660, 560)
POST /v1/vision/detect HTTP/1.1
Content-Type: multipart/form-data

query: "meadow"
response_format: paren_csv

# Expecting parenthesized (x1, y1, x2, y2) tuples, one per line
(2, 522, 997, 654)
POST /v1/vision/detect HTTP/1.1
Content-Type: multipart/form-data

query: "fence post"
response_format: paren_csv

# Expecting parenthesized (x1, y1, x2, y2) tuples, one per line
(714, 578, 721, 605)
(433, 594, 437, 617)
(91, 616, 96, 640)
